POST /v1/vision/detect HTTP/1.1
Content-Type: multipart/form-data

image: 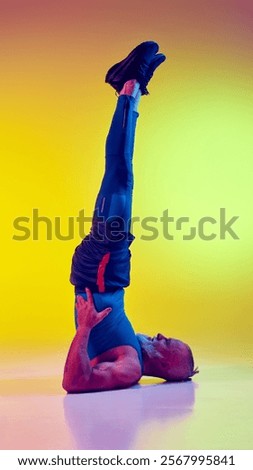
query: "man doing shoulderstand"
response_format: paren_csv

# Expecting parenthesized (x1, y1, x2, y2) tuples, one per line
(63, 41, 198, 393)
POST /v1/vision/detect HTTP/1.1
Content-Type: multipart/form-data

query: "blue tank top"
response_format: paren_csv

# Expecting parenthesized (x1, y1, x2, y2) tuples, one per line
(75, 289, 143, 371)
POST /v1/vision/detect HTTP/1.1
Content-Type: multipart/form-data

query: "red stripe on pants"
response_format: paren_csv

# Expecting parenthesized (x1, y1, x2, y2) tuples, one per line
(96, 253, 111, 293)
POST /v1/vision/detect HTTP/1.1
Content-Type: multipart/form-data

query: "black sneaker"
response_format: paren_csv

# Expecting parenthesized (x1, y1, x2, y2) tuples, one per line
(105, 41, 159, 94)
(141, 53, 166, 95)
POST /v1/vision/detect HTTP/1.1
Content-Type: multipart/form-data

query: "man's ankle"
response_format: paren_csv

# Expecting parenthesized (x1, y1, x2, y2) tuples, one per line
(119, 79, 140, 98)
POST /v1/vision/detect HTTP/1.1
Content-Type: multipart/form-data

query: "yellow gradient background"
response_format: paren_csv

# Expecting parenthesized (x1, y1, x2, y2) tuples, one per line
(1, 0, 253, 364)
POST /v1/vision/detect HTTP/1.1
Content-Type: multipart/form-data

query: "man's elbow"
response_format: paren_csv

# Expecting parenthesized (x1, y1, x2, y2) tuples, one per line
(62, 382, 82, 394)
(62, 377, 71, 393)
(62, 374, 90, 394)
(62, 376, 78, 394)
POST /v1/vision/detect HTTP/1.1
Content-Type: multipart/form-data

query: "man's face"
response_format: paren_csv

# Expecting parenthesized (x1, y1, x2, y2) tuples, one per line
(138, 333, 192, 380)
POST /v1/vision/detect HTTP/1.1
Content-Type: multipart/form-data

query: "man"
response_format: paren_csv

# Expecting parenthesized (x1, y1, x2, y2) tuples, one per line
(63, 41, 198, 393)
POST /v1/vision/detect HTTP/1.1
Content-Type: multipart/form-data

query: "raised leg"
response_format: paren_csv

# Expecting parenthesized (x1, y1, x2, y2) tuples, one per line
(71, 81, 141, 293)
(92, 81, 141, 241)
(71, 44, 166, 293)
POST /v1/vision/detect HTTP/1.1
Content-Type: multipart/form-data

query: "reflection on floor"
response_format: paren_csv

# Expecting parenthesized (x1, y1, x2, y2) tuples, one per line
(0, 360, 252, 449)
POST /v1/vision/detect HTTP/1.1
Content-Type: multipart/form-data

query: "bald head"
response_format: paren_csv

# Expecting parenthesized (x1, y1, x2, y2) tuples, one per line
(137, 334, 198, 381)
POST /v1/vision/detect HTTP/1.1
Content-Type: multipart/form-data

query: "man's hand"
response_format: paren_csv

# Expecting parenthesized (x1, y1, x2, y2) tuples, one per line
(76, 288, 112, 330)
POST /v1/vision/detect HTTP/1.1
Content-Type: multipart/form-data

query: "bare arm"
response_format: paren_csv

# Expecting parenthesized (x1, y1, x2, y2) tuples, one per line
(62, 289, 141, 393)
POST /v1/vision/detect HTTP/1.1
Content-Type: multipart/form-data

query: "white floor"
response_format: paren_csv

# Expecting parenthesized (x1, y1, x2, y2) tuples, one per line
(0, 361, 252, 450)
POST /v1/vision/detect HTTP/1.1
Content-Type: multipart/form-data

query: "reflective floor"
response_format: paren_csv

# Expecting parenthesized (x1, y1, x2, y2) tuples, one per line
(0, 357, 252, 450)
